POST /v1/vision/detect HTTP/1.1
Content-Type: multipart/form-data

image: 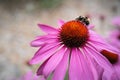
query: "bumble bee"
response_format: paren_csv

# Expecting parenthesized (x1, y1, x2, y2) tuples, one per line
(76, 16, 90, 26)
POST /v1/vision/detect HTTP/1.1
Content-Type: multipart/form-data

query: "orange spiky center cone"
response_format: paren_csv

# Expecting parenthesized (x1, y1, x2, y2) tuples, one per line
(59, 20, 89, 48)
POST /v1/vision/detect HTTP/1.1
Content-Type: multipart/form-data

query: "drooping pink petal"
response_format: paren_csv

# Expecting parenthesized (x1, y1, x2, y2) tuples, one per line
(82, 47, 104, 80)
(88, 39, 120, 54)
(38, 24, 58, 34)
(89, 30, 119, 52)
(31, 37, 58, 47)
(31, 40, 44, 47)
(102, 70, 119, 80)
(84, 45, 114, 72)
(43, 47, 67, 77)
(35, 33, 58, 40)
(52, 48, 70, 80)
(69, 48, 94, 80)
(37, 60, 48, 75)
(58, 19, 65, 27)
(84, 45, 119, 80)
(34, 42, 60, 56)
(69, 48, 81, 80)
(77, 48, 94, 80)
(37, 47, 66, 77)
(31, 34, 59, 47)
(89, 30, 119, 50)
(88, 34, 120, 79)
(89, 30, 106, 43)
(113, 54, 120, 79)
(29, 44, 61, 64)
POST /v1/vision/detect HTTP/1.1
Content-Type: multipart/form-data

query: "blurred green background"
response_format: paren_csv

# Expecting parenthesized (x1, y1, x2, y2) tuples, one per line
(0, 0, 120, 80)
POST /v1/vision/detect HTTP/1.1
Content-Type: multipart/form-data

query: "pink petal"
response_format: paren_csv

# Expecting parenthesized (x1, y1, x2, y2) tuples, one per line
(57, 19, 65, 27)
(84, 45, 118, 79)
(35, 34, 58, 40)
(38, 24, 58, 34)
(77, 49, 94, 79)
(37, 60, 48, 75)
(88, 37, 120, 79)
(93, 42, 119, 53)
(88, 40, 119, 53)
(43, 47, 67, 77)
(31, 40, 44, 47)
(89, 30, 119, 52)
(102, 70, 119, 80)
(113, 54, 120, 79)
(52, 48, 70, 80)
(34, 42, 60, 56)
(89, 30, 106, 43)
(69, 48, 94, 80)
(29, 44, 61, 64)
(31, 38, 58, 47)
(84, 45, 113, 72)
(82, 48, 104, 80)
(31, 34, 58, 47)
(69, 48, 81, 80)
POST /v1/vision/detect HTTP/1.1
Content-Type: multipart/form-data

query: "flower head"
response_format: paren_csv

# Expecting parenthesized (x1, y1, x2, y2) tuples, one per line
(59, 20, 88, 47)
(30, 16, 119, 80)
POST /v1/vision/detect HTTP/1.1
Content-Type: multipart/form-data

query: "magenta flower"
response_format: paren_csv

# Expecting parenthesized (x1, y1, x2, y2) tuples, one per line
(30, 16, 119, 80)
(112, 16, 120, 28)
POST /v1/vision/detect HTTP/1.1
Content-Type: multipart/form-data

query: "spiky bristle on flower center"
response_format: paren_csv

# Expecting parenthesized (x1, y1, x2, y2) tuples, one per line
(59, 20, 89, 48)
(100, 50, 118, 64)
